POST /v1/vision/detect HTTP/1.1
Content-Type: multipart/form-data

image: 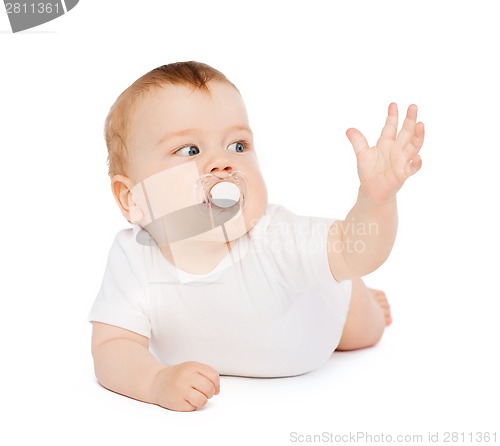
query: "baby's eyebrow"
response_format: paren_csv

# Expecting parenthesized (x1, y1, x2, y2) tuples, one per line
(157, 125, 252, 146)
(225, 125, 253, 135)
(157, 128, 196, 146)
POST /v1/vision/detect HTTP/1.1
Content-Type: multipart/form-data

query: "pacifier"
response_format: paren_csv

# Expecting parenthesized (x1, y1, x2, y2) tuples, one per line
(209, 182, 241, 208)
(195, 170, 248, 210)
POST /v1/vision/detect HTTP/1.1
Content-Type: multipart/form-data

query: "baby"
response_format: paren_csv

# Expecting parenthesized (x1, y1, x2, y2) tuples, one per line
(89, 61, 424, 412)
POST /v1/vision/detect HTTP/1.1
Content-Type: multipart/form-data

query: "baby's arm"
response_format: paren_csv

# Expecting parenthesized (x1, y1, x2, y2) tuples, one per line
(329, 103, 424, 281)
(91, 322, 220, 411)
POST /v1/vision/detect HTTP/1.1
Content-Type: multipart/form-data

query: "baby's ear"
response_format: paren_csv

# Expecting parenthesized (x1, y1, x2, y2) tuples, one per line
(111, 175, 141, 222)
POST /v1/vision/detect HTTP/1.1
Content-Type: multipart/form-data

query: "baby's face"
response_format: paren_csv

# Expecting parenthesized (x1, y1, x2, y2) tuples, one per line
(122, 81, 268, 246)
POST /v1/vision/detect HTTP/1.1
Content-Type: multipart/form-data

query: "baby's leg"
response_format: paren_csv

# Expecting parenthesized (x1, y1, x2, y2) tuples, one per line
(336, 278, 392, 351)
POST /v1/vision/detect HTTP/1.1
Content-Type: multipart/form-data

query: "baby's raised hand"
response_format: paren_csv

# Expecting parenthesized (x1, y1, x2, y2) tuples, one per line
(152, 361, 220, 411)
(346, 103, 425, 203)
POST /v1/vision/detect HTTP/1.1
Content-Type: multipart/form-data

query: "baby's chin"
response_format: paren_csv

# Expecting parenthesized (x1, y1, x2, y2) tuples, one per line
(182, 205, 263, 244)
(171, 200, 267, 245)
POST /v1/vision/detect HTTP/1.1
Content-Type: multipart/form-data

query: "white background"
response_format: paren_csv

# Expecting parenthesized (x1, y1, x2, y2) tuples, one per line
(1, 1, 499, 445)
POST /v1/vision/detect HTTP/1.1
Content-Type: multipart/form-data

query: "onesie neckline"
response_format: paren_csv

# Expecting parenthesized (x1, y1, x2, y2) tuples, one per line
(130, 207, 274, 284)
(131, 221, 249, 284)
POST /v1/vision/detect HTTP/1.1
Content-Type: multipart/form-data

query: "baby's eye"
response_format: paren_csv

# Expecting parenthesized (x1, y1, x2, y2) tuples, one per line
(227, 142, 245, 153)
(174, 145, 200, 157)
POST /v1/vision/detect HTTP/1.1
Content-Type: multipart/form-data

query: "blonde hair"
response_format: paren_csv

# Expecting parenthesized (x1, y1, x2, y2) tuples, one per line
(105, 61, 238, 177)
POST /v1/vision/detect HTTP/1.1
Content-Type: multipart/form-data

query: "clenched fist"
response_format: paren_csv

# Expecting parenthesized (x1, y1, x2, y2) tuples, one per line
(151, 361, 221, 411)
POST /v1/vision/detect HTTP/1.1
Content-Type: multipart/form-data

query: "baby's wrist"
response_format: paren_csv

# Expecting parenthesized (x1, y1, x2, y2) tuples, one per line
(149, 366, 170, 405)
(358, 186, 397, 206)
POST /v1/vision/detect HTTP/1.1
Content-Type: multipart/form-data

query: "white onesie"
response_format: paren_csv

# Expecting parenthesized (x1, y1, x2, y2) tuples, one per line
(88, 204, 352, 377)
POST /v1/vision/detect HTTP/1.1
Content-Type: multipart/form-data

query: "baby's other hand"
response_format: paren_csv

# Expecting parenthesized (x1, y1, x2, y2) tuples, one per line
(346, 103, 425, 203)
(152, 361, 220, 411)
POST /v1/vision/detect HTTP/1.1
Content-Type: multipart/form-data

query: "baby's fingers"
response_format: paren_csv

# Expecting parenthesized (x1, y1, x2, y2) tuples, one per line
(346, 128, 370, 157)
(414, 121, 425, 146)
(396, 104, 418, 146)
(405, 155, 422, 177)
(404, 121, 425, 158)
(196, 363, 221, 395)
(379, 102, 399, 140)
(182, 371, 219, 410)
(191, 373, 217, 400)
(185, 387, 209, 409)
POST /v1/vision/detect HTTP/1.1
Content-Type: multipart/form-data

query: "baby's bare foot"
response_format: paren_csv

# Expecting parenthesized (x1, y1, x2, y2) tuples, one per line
(368, 288, 392, 326)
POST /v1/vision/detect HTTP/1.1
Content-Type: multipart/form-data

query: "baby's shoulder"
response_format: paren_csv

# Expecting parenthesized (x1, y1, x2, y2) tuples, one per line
(105, 226, 154, 282)
(112, 227, 137, 250)
(108, 226, 149, 265)
(261, 203, 331, 229)
(251, 203, 335, 245)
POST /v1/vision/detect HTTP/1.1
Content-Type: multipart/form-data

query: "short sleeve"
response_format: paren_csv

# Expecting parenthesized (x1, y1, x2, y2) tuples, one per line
(288, 213, 340, 286)
(251, 204, 346, 288)
(88, 230, 151, 338)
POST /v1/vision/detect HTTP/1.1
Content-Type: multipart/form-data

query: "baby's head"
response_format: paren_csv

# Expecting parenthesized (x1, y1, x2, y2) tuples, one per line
(105, 61, 268, 251)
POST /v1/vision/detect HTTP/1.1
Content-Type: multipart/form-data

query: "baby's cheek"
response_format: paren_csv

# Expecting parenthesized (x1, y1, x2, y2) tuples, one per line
(131, 162, 202, 224)
(243, 195, 267, 231)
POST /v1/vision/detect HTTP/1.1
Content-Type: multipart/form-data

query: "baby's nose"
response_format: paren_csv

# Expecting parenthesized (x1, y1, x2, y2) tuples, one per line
(209, 162, 233, 178)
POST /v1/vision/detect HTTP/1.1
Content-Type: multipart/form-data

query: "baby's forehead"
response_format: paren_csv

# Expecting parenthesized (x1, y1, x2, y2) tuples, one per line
(134, 82, 201, 111)
(130, 81, 248, 127)
(126, 81, 250, 149)
(138, 80, 236, 106)
(131, 83, 212, 119)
